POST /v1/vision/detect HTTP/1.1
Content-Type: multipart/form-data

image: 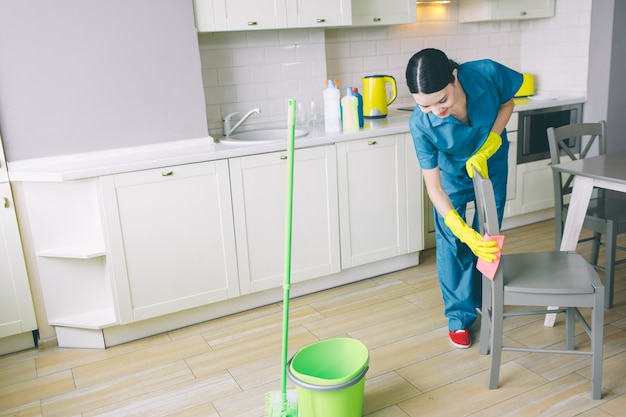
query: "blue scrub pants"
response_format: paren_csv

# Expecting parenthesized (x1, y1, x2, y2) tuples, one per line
(433, 168, 507, 331)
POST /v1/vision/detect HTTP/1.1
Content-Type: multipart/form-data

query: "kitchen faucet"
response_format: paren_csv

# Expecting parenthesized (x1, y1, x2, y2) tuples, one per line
(223, 108, 261, 136)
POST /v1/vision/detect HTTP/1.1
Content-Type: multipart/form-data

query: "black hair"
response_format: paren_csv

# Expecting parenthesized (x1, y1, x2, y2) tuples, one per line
(405, 48, 459, 94)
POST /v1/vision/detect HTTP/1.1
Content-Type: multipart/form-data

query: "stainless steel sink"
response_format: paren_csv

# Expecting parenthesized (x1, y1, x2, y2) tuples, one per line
(219, 128, 308, 144)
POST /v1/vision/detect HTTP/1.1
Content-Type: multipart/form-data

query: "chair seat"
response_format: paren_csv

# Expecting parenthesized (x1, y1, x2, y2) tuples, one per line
(503, 251, 598, 295)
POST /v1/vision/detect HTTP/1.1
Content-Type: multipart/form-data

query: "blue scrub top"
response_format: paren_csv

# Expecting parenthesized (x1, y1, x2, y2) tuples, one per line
(409, 59, 523, 198)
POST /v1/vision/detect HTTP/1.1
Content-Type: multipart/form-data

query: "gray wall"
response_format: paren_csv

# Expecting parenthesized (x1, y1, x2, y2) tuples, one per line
(0, 0, 208, 162)
(586, 0, 626, 153)
(606, 0, 626, 152)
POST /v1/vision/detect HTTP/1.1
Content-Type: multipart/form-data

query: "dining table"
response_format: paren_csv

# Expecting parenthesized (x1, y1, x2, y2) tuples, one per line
(544, 150, 626, 326)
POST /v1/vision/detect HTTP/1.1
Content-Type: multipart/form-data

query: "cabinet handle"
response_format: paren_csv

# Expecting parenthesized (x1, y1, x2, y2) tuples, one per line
(280, 155, 288, 160)
(368, 140, 377, 145)
(520, 11, 527, 16)
(373, 17, 381, 22)
(161, 171, 174, 176)
(316, 18, 326, 23)
(248, 21, 258, 26)
(3, 197, 8, 208)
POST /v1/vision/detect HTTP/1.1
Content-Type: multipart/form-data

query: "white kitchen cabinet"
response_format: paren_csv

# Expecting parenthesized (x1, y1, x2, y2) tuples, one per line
(286, 0, 352, 28)
(514, 157, 554, 215)
(459, 0, 555, 23)
(0, 136, 35, 344)
(230, 145, 340, 293)
(107, 161, 239, 322)
(194, 0, 413, 31)
(192, 0, 217, 32)
(0, 183, 37, 340)
(351, 0, 416, 26)
(19, 159, 238, 348)
(195, 0, 288, 32)
(337, 133, 419, 268)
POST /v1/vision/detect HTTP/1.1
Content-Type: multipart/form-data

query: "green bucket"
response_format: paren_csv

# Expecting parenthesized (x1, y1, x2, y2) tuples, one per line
(287, 338, 369, 417)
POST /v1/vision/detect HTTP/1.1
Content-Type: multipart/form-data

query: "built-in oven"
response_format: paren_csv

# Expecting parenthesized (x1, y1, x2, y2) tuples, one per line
(517, 103, 583, 164)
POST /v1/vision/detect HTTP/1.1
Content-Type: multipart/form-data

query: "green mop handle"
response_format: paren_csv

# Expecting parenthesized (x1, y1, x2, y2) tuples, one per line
(280, 98, 297, 405)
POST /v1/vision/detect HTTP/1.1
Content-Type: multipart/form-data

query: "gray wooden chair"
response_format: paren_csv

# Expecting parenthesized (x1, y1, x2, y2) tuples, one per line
(547, 121, 626, 308)
(473, 171, 605, 400)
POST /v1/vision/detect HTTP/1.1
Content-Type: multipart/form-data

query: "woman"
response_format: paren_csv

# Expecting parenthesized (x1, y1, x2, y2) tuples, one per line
(405, 48, 523, 348)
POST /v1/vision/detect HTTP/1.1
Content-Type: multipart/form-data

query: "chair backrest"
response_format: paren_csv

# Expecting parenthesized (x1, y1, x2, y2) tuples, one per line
(546, 121, 607, 205)
(473, 171, 501, 238)
(473, 172, 505, 287)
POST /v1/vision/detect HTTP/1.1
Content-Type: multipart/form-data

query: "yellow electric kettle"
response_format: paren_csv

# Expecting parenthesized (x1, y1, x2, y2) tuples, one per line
(362, 75, 397, 119)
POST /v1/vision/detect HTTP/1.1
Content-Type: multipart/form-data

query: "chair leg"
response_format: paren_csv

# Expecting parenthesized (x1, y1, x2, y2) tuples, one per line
(566, 308, 575, 350)
(591, 287, 605, 400)
(479, 276, 491, 355)
(604, 221, 617, 308)
(488, 301, 504, 390)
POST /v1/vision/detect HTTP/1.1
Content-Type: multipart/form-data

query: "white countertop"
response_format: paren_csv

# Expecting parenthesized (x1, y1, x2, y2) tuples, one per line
(8, 94, 585, 182)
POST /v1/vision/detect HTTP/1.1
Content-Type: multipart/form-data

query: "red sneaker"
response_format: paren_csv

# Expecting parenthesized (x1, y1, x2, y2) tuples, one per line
(449, 329, 471, 349)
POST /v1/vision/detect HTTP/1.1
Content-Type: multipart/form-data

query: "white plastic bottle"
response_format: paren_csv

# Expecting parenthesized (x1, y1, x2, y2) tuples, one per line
(341, 87, 359, 132)
(323, 79, 341, 133)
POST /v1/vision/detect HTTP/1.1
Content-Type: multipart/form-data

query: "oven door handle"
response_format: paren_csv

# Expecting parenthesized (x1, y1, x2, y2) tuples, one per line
(522, 117, 532, 156)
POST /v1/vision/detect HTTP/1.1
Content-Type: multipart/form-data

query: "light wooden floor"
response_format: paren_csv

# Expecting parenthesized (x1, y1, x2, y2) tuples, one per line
(2, 219, 626, 417)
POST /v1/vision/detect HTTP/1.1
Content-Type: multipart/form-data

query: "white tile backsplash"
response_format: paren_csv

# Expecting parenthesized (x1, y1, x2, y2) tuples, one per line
(519, 0, 592, 93)
(199, 28, 327, 133)
(198, 1, 592, 133)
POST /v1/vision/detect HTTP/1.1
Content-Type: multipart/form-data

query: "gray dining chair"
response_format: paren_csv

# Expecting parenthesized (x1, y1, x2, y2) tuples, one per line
(547, 121, 626, 308)
(473, 171, 605, 400)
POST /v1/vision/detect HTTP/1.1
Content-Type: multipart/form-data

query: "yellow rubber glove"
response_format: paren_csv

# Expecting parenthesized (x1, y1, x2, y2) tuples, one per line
(444, 209, 499, 262)
(466, 132, 502, 178)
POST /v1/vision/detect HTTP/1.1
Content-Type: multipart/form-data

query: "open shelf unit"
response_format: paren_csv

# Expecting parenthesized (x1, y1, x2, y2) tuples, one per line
(21, 179, 119, 344)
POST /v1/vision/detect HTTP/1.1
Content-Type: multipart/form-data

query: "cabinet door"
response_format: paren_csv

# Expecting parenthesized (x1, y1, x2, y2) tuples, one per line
(459, 0, 555, 23)
(351, 0, 416, 26)
(286, 0, 351, 28)
(212, 0, 288, 31)
(517, 158, 555, 214)
(193, 0, 216, 32)
(492, 0, 555, 20)
(0, 183, 37, 338)
(230, 145, 340, 294)
(336, 134, 408, 268)
(112, 161, 238, 321)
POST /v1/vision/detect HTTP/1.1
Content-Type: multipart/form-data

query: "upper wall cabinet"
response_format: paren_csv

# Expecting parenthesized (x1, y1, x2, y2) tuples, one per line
(351, 0, 416, 26)
(194, 0, 415, 32)
(286, 0, 352, 28)
(195, 0, 288, 32)
(459, 0, 555, 23)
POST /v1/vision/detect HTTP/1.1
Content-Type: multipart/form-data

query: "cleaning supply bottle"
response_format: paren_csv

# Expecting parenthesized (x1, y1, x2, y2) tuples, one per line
(323, 79, 341, 133)
(341, 87, 359, 132)
(352, 87, 364, 128)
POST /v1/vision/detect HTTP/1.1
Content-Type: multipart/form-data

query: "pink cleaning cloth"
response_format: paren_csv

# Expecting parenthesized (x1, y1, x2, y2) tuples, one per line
(476, 233, 505, 281)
